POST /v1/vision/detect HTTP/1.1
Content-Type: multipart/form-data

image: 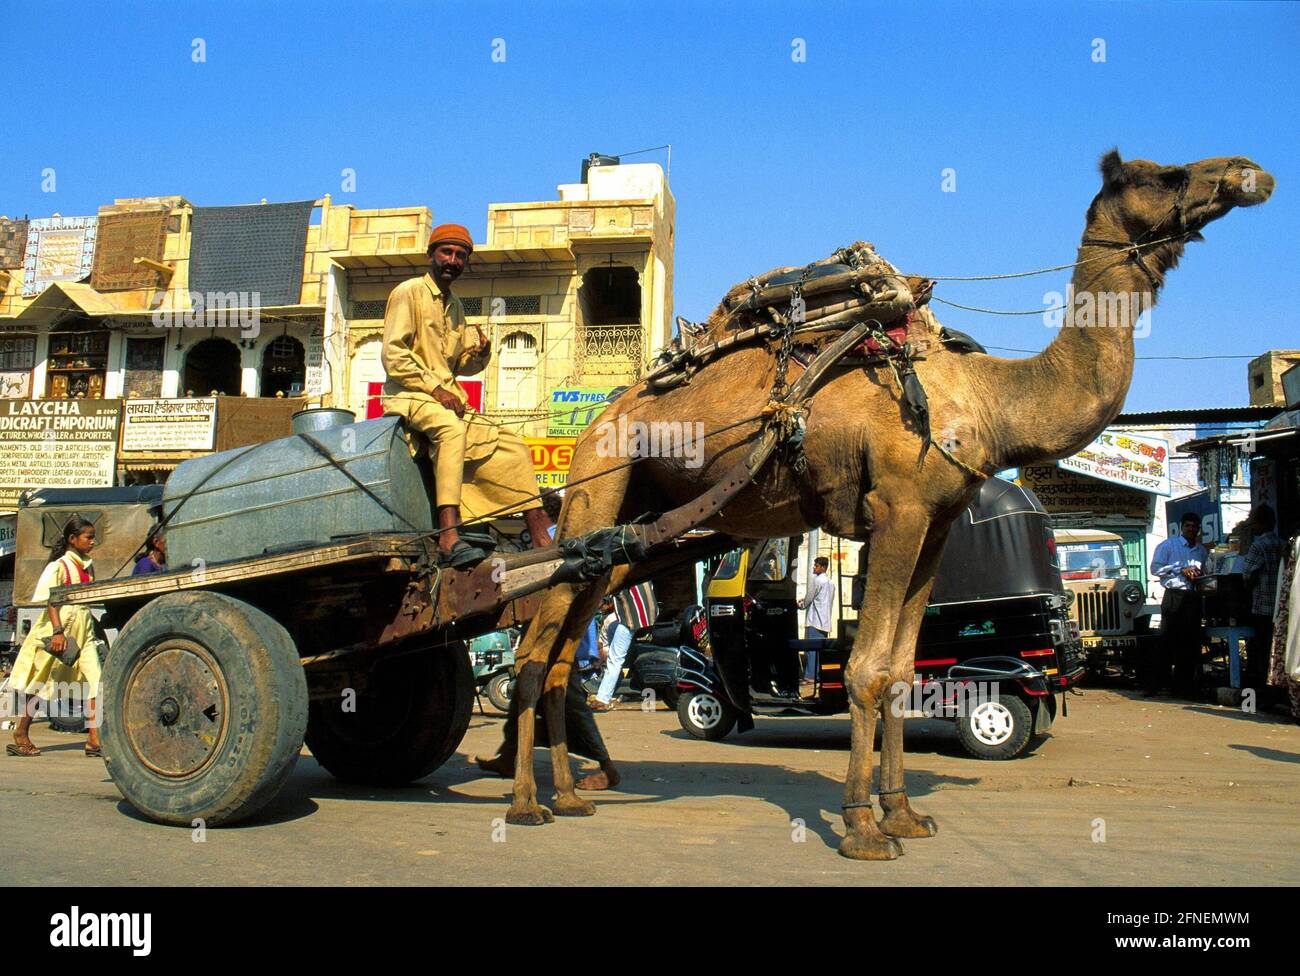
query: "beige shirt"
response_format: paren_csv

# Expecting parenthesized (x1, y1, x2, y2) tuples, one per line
(381, 272, 490, 404)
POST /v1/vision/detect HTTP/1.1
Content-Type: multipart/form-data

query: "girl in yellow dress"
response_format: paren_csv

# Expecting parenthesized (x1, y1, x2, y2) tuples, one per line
(6, 516, 104, 758)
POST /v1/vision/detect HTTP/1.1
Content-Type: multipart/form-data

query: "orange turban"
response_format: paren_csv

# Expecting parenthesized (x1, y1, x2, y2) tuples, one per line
(428, 223, 474, 252)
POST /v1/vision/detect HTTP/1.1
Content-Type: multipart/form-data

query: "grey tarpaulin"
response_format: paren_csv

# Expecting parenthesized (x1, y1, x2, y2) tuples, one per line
(187, 200, 315, 307)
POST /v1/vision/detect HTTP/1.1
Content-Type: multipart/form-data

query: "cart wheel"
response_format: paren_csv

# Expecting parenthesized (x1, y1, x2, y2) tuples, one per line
(485, 671, 514, 713)
(101, 592, 308, 827)
(305, 643, 473, 786)
(955, 693, 1032, 760)
(677, 689, 737, 741)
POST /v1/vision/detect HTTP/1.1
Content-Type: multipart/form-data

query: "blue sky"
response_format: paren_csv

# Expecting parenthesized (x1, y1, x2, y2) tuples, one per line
(6, 0, 1296, 411)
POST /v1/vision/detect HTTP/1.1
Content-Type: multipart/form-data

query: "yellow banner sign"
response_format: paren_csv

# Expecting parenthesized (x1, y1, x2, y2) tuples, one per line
(525, 436, 576, 489)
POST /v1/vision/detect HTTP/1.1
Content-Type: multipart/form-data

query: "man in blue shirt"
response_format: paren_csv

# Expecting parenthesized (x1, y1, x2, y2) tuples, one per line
(1148, 513, 1209, 697)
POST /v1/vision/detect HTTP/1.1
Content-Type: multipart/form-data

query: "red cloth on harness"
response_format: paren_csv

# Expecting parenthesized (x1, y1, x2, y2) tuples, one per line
(854, 318, 911, 357)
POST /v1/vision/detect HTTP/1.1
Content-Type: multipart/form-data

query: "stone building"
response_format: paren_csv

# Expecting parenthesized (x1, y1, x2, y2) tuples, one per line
(333, 160, 675, 437)
(0, 158, 676, 502)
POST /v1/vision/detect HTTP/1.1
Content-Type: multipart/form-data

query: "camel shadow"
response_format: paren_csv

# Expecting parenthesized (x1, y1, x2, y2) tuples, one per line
(1227, 744, 1300, 765)
(663, 714, 977, 759)
(253, 738, 980, 850)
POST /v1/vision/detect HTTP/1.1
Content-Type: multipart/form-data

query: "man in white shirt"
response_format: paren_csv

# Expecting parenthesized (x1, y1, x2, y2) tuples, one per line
(799, 556, 834, 682)
(590, 596, 633, 712)
(1148, 513, 1209, 697)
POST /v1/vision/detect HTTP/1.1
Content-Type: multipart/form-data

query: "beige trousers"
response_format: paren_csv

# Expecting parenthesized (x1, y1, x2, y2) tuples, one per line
(382, 393, 541, 519)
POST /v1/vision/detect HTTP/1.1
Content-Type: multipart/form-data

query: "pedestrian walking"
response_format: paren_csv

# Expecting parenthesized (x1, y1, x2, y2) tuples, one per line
(6, 517, 105, 758)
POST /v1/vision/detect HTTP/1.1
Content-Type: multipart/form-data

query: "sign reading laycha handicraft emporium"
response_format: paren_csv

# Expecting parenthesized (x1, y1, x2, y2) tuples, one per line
(0, 399, 121, 507)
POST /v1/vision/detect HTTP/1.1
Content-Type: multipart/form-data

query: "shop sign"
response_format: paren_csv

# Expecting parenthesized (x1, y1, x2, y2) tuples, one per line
(0, 514, 15, 557)
(121, 398, 218, 452)
(0, 399, 121, 509)
(305, 322, 325, 396)
(548, 387, 617, 437)
(525, 436, 575, 489)
(1019, 464, 1153, 519)
(1057, 429, 1171, 495)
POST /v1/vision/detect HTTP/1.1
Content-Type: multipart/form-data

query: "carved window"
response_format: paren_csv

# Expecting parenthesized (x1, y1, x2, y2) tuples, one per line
(497, 330, 540, 411)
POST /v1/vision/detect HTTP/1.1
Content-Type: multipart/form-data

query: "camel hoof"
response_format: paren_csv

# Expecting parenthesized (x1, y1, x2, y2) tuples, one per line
(880, 810, 939, 839)
(552, 795, 597, 817)
(838, 832, 904, 861)
(505, 804, 554, 826)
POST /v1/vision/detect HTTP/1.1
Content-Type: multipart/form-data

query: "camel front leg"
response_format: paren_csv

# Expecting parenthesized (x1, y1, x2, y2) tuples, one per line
(877, 522, 951, 840)
(840, 495, 929, 861)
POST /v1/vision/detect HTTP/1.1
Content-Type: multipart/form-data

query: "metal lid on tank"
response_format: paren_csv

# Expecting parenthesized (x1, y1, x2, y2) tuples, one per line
(291, 407, 356, 435)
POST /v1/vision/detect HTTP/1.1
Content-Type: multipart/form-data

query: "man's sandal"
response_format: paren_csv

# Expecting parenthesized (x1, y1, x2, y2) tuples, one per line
(84, 745, 102, 759)
(440, 540, 488, 568)
(6, 742, 41, 757)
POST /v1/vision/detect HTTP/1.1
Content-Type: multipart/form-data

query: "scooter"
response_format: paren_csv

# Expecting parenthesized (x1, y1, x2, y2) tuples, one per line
(581, 606, 709, 710)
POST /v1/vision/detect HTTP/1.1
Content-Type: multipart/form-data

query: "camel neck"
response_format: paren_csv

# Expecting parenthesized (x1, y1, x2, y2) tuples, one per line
(980, 217, 1166, 470)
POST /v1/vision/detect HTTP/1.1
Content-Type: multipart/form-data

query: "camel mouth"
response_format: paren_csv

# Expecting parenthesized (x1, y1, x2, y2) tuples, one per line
(1232, 170, 1275, 207)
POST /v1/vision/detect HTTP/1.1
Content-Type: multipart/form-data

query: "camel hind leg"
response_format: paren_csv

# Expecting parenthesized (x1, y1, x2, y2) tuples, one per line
(542, 563, 633, 817)
(505, 466, 631, 825)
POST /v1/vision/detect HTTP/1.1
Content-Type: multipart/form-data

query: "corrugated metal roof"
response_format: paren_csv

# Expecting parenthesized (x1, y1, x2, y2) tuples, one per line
(1116, 406, 1282, 424)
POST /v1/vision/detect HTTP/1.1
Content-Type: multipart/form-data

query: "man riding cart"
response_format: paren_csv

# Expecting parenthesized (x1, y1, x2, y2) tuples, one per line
(381, 223, 554, 565)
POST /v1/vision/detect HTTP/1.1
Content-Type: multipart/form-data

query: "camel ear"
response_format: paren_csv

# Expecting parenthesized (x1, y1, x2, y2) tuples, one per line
(1100, 149, 1128, 187)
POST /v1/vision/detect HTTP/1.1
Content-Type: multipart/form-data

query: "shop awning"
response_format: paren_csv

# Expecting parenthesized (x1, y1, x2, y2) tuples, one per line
(14, 281, 145, 322)
(120, 461, 181, 472)
(1180, 425, 1299, 456)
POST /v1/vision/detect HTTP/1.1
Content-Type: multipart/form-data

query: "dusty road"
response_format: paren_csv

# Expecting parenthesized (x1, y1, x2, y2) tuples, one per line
(2, 688, 1298, 886)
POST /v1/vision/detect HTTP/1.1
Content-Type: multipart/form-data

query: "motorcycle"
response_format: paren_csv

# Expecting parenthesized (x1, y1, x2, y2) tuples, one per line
(580, 606, 710, 710)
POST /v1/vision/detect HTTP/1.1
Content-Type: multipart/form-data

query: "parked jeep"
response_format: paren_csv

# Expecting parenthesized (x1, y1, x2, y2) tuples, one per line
(1053, 528, 1157, 680)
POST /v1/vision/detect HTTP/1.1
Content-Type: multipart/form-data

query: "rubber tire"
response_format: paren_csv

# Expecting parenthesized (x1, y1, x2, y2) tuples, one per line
(677, 689, 738, 741)
(101, 592, 308, 827)
(484, 670, 514, 713)
(48, 698, 86, 734)
(305, 643, 474, 786)
(956, 693, 1033, 760)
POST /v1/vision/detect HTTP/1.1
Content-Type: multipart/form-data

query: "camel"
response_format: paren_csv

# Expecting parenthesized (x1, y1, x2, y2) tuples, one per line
(503, 150, 1274, 859)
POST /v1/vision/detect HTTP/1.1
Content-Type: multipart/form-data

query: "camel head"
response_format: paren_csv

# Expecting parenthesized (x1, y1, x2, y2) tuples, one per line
(1089, 151, 1275, 268)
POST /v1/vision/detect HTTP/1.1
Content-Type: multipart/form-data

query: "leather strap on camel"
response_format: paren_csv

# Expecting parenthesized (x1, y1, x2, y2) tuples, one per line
(553, 318, 883, 583)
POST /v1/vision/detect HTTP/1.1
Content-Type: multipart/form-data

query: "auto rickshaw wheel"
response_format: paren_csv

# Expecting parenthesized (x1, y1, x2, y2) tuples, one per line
(485, 670, 514, 713)
(956, 693, 1032, 760)
(677, 690, 738, 741)
(305, 643, 473, 786)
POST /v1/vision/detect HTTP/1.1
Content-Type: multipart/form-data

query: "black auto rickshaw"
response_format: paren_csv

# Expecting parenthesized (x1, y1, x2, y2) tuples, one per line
(675, 478, 1087, 759)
